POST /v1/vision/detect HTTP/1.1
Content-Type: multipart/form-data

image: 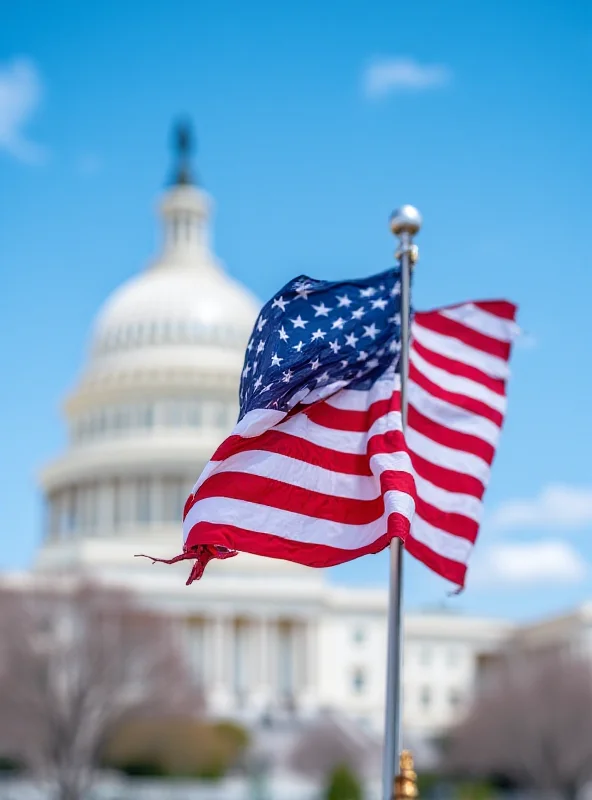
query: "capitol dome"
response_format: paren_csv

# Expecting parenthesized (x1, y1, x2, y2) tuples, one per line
(34, 123, 290, 579)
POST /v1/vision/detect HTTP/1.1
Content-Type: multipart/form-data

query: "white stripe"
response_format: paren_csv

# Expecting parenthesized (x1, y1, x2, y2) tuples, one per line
(300, 380, 348, 405)
(233, 407, 286, 438)
(440, 303, 519, 343)
(198, 449, 381, 499)
(325, 374, 400, 411)
(414, 474, 483, 523)
(410, 349, 507, 414)
(192, 447, 415, 504)
(183, 492, 413, 549)
(410, 516, 473, 564)
(406, 428, 491, 485)
(408, 382, 501, 448)
(275, 408, 403, 455)
(412, 322, 510, 380)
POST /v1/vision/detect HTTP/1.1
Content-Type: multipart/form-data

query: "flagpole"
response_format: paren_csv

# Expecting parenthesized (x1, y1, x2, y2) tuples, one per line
(382, 205, 422, 800)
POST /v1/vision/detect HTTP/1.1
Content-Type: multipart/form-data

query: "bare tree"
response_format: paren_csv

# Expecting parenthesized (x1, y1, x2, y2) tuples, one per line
(446, 648, 592, 800)
(0, 581, 193, 800)
(289, 711, 380, 781)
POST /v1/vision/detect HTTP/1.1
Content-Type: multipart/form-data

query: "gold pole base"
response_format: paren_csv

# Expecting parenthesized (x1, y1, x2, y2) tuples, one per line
(392, 750, 418, 800)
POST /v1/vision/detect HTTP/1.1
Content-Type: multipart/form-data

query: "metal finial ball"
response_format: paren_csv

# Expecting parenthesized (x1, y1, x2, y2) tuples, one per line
(390, 205, 422, 238)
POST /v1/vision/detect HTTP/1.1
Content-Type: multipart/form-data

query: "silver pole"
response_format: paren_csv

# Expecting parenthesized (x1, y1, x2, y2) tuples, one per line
(382, 205, 422, 800)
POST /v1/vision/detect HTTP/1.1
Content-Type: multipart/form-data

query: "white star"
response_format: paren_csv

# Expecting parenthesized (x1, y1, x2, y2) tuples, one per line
(363, 322, 380, 340)
(345, 332, 359, 348)
(263, 382, 273, 392)
(340, 359, 350, 369)
(256, 340, 265, 354)
(388, 313, 401, 325)
(329, 339, 341, 354)
(310, 357, 321, 370)
(391, 283, 401, 297)
(351, 307, 365, 320)
(311, 328, 326, 342)
(247, 339, 254, 352)
(360, 286, 377, 298)
(254, 375, 263, 390)
(337, 294, 352, 308)
(282, 369, 293, 383)
(389, 339, 401, 353)
(357, 350, 369, 362)
(379, 284, 386, 291)
(290, 315, 308, 329)
(257, 316, 267, 332)
(272, 295, 289, 312)
(293, 340, 305, 353)
(294, 281, 314, 300)
(278, 326, 289, 342)
(271, 353, 283, 367)
(366, 358, 380, 370)
(242, 364, 251, 377)
(371, 297, 388, 311)
(312, 302, 331, 317)
(331, 317, 346, 330)
(317, 371, 330, 384)
(253, 360, 258, 372)
(376, 347, 385, 357)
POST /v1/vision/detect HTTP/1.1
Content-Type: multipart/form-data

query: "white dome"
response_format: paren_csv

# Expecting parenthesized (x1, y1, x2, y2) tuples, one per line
(83, 183, 260, 382)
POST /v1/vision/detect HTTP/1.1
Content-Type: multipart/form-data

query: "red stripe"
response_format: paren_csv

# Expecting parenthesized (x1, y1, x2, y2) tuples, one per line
(411, 339, 506, 395)
(211, 431, 373, 477)
(404, 535, 467, 587)
(474, 300, 517, 321)
(304, 395, 399, 432)
(409, 363, 503, 427)
(415, 498, 479, 542)
(184, 511, 410, 570)
(194, 471, 386, 525)
(414, 313, 511, 360)
(407, 405, 495, 465)
(409, 450, 485, 500)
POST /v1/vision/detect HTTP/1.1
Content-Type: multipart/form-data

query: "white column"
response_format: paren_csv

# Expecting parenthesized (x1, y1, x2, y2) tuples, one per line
(210, 615, 233, 713)
(151, 476, 164, 526)
(96, 481, 113, 535)
(299, 620, 318, 714)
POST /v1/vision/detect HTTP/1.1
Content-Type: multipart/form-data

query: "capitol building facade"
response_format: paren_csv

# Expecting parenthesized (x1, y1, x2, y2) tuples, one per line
(20, 129, 512, 750)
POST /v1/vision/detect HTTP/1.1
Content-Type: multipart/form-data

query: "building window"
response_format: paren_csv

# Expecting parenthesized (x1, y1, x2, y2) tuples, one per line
(352, 667, 366, 694)
(214, 403, 228, 428)
(449, 688, 462, 709)
(447, 647, 461, 667)
(166, 400, 184, 427)
(420, 686, 432, 709)
(113, 480, 122, 528)
(139, 404, 154, 428)
(419, 646, 432, 666)
(187, 401, 202, 427)
(163, 478, 186, 522)
(352, 627, 366, 645)
(136, 479, 151, 523)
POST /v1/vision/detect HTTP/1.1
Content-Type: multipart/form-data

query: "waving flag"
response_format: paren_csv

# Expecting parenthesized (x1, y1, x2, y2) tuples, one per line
(405, 301, 518, 587)
(174, 268, 416, 582)
(154, 268, 516, 589)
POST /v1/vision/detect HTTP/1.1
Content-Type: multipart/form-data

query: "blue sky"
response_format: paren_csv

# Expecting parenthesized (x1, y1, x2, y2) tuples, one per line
(1, 0, 591, 622)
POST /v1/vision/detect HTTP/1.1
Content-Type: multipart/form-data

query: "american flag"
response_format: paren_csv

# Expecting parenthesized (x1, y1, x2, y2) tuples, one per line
(171, 270, 517, 588)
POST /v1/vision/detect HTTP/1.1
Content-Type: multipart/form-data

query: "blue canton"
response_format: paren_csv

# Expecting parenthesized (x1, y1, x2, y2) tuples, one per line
(238, 267, 406, 419)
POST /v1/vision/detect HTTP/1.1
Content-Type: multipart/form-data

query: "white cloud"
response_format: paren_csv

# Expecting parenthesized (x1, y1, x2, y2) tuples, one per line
(363, 57, 452, 99)
(0, 57, 46, 163)
(472, 540, 587, 586)
(491, 485, 592, 531)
